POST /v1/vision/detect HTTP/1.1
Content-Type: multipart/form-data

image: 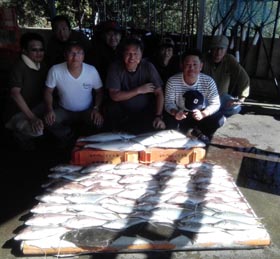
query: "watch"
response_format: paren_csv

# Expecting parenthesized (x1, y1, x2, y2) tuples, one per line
(155, 114, 163, 119)
(93, 105, 99, 112)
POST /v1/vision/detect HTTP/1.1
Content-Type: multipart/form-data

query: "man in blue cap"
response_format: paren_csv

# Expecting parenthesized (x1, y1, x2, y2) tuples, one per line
(165, 48, 226, 143)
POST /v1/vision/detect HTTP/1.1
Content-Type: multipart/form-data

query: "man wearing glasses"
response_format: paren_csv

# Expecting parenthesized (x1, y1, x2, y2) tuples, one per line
(4, 32, 47, 150)
(44, 41, 104, 148)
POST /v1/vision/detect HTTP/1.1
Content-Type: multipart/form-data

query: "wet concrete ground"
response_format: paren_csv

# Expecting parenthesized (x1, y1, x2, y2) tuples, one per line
(1, 105, 280, 259)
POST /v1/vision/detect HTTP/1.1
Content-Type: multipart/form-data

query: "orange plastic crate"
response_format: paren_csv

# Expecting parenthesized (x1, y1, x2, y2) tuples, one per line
(71, 143, 139, 165)
(139, 147, 206, 165)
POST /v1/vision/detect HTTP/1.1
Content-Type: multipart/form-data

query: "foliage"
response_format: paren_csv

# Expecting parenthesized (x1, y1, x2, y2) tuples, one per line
(1, 0, 280, 38)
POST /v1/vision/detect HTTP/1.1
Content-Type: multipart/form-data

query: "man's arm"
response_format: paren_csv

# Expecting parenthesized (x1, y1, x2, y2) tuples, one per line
(44, 87, 55, 125)
(109, 83, 156, 102)
(10, 87, 37, 120)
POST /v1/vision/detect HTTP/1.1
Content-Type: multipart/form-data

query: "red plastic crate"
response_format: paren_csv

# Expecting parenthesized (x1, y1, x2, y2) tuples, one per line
(71, 142, 139, 165)
(139, 147, 206, 165)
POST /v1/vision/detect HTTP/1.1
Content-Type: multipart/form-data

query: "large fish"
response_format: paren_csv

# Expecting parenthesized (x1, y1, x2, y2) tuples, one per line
(78, 132, 136, 142)
(149, 137, 206, 149)
(85, 139, 146, 151)
(131, 130, 187, 147)
(62, 227, 121, 247)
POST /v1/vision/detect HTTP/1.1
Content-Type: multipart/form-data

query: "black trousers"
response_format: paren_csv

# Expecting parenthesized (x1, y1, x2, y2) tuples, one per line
(164, 110, 226, 137)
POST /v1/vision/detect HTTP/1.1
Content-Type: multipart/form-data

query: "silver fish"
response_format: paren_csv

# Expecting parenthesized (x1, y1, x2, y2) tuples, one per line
(214, 219, 262, 231)
(65, 193, 108, 204)
(78, 132, 136, 142)
(177, 222, 220, 233)
(14, 226, 69, 240)
(35, 193, 70, 204)
(102, 217, 146, 230)
(149, 137, 206, 149)
(49, 164, 83, 173)
(25, 213, 75, 227)
(62, 215, 108, 229)
(80, 163, 116, 174)
(132, 129, 186, 147)
(85, 139, 146, 151)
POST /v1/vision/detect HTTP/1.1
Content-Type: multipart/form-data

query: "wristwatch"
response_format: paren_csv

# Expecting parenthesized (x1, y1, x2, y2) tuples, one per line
(93, 105, 99, 112)
(155, 114, 163, 119)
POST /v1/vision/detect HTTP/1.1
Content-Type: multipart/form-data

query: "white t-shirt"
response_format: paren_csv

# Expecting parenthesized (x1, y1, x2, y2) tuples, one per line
(46, 62, 103, 111)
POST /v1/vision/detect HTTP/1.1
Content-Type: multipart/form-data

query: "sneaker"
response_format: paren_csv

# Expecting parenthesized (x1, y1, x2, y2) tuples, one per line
(190, 128, 210, 144)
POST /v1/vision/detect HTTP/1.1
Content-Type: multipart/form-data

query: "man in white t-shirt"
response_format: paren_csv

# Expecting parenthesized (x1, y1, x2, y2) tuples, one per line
(44, 41, 104, 146)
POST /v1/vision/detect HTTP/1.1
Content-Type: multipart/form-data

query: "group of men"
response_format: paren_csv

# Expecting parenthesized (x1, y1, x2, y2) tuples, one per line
(3, 15, 250, 150)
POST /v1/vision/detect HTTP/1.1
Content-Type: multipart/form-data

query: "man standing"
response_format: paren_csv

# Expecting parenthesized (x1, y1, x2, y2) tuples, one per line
(46, 15, 92, 67)
(203, 35, 250, 117)
(44, 41, 103, 146)
(4, 32, 47, 150)
(91, 20, 123, 84)
(105, 38, 165, 134)
(165, 48, 225, 143)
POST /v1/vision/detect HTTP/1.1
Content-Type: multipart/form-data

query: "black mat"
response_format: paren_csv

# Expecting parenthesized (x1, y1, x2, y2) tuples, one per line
(237, 156, 280, 195)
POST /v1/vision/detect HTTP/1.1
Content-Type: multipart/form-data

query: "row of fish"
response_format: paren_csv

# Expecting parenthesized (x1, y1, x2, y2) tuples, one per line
(77, 130, 206, 151)
(14, 161, 265, 251)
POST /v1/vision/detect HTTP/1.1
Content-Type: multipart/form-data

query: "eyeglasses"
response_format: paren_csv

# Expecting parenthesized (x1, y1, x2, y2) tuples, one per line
(67, 51, 84, 57)
(29, 48, 45, 52)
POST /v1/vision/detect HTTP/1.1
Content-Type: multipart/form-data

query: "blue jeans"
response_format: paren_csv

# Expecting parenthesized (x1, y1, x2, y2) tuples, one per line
(220, 94, 242, 117)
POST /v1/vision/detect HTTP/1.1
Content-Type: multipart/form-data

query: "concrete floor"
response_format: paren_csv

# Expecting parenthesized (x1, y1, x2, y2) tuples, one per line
(1, 104, 280, 259)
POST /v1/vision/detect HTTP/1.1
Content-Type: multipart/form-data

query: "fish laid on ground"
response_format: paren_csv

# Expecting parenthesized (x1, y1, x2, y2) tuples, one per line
(14, 226, 69, 240)
(78, 132, 136, 143)
(25, 213, 75, 227)
(62, 215, 108, 229)
(64, 193, 108, 204)
(49, 164, 83, 173)
(80, 163, 116, 174)
(102, 217, 147, 230)
(85, 139, 146, 151)
(110, 235, 152, 249)
(62, 227, 121, 247)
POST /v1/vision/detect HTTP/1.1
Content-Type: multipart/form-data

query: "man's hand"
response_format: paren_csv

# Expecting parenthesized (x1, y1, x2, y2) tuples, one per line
(91, 110, 104, 128)
(175, 110, 188, 120)
(44, 110, 56, 126)
(137, 83, 156, 94)
(153, 117, 166, 129)
(30, 117, 44, 135)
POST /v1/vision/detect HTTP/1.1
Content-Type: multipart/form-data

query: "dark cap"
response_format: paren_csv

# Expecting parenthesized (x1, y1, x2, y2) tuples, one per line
(160, 37, 175, 48)
(183, 90, 204, 111)
(99, 20, 122, 33)
(210, 35, 229, 49)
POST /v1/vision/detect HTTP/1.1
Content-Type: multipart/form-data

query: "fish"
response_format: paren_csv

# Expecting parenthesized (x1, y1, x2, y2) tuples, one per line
(118, 174, 154, 184)
(35, 193, 70, 204)
(49, 164, 83, 173)
(110, 235, 152, 249)
(78, 132, 136, 142)
(214, 219, 262, 231)
(80, 163, 116, 174)
(177, 222, 220, 233)
(14, 226, 69, 240)
(102, 217, 146, 230)
(149, 137, 206, 149)
(114, 162, 140, 170)
(62, 227, 121, 247)
(25, 213, 75, 227)
(179, 212, 223, 224)
(64, 193, 108, 204)
(132, 129, 187, 147)
(85, 139, 146, 151)
(101, 203, 137, 214)
(169, 234, 193, 248)
(62, 215, 108, 229)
